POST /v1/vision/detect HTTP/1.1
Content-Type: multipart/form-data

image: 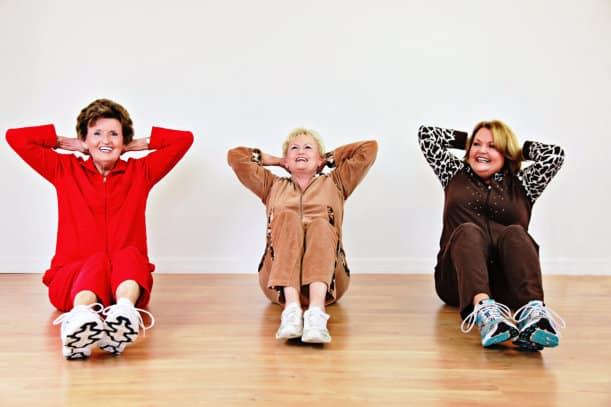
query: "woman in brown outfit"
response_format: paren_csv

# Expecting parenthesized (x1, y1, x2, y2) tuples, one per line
(228, 129, 377, 343)
(418, 120, 565, 350)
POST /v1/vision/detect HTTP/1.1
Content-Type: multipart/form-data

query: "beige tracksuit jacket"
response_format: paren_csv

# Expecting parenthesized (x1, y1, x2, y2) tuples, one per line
(228, 140, 377, 305)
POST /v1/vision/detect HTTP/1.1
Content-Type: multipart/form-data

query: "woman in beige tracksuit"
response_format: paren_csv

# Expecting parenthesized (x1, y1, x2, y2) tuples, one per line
(228, 128, 377, 343)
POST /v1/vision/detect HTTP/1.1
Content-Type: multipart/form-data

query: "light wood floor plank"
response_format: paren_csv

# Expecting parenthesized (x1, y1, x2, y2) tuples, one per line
(0, 274, 609, 406)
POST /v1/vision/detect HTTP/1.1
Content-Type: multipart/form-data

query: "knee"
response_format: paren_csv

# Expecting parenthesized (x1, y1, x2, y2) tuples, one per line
(80, 252, 111, 274)
(498, 225, 537, 250)
(454, 222, 486, 241)
(113, 246, 141, 258)
(501, 224, 528, 238)
(111, 246, 146, 265)
(84, 251, 109, 265)
(271, 210, 301, 229)
(499, 225, 530, 244)
(308, 218, 336, 235)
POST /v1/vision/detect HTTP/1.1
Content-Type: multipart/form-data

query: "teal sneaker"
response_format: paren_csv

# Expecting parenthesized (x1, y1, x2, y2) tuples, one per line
(513, 300, 565, 350)
(461, 299, 519, 347)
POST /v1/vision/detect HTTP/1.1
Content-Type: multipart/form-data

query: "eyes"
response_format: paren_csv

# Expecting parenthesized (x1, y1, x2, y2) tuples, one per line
(93, 131, 119, 137)
(472, 140, 496, 149)
(289, 144, 313, 151)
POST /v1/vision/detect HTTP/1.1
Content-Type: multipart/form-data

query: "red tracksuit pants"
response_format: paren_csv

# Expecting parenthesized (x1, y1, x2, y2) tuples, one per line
(43, 246, 153, 312)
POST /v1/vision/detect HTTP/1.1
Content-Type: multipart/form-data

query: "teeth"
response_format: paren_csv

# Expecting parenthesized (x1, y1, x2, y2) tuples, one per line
(100, 147, 112, 152)
(477, 157, 490, 163)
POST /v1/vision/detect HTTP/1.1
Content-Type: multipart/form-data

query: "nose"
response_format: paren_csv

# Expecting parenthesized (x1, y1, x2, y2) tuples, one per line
(101, 133, 111, 144)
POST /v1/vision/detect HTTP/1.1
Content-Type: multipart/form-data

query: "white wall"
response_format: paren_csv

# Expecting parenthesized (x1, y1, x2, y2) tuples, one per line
(1, 0, 610, 275)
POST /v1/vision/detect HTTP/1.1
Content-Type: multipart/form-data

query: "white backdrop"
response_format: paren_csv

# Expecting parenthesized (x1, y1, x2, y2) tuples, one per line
(1, 0, 610, 274)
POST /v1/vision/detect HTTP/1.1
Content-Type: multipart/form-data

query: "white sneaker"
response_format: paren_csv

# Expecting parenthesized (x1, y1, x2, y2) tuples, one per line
(276, 302, 303, 340)
(97, 298, 155, 355)
(52, 303, 105, 360)
(302, 307, 331, 343)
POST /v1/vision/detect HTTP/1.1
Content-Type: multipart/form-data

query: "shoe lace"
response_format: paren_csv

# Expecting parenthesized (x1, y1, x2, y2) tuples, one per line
(52, 303, 104, 326)
(282, 305, 302, 326)
(460, 300, 512, 333)
(514, 301, 566, 331)
(305, 308, 329, 330)
(102, 303, 156, 336)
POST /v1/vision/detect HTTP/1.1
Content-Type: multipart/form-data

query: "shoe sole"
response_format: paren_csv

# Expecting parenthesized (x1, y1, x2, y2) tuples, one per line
(63, 320, 105, 360)
(518, 319, 559, 348)
(99, 342, 124, 355)
(276, 330, 303, 340)
(103, 315, 139, 354)
(301, 331, 331, 344)
(482, 323, 519, 348)
(301, 337, 331, 344)
(513, 338, 544, 351)
(66, 351, 89, 360)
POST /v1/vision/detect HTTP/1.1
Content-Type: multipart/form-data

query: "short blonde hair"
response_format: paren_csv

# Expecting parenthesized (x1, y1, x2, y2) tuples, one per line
(282, 128, 325, 157)
(464, 120, 523, 175)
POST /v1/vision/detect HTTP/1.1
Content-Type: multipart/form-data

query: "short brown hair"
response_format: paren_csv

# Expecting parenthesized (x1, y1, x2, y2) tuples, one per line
(76, 99, 134, 143)
(464, 120, 523, 175)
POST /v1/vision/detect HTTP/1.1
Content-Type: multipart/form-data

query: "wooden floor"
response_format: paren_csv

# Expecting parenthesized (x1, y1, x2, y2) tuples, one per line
(0, 274, 610, 406)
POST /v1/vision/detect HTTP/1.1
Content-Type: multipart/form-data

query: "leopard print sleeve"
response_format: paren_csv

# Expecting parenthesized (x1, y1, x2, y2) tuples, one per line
(418, 125, 468, 188)
(518, 141, 565, 203)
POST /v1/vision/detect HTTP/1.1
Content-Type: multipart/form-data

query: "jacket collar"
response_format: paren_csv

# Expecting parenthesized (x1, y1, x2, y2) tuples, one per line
(80, 156, 128, 176)
(466, 164, 505, 183)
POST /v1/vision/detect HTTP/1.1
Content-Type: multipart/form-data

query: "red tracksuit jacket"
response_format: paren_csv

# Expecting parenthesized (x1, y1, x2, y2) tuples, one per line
(6, 124, 194, 275)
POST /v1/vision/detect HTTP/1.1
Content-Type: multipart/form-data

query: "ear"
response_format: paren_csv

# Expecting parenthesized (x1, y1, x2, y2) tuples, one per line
(80, 139, 90, 155)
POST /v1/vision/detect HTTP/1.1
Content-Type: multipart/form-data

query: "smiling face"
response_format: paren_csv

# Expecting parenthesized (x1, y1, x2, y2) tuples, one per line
(467, 127, 505, 181)
(85, 117, 124, 175)
(283, 133, 324, 176)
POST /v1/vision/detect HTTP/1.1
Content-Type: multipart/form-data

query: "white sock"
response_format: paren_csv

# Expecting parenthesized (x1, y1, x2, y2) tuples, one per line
(284, 302, 300, 312)
(308, 306, 325, 314)
(117, 297, 134, 307)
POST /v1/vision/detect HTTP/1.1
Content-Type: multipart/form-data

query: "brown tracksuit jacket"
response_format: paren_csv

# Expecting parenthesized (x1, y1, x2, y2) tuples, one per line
(228, 140, 377, 304)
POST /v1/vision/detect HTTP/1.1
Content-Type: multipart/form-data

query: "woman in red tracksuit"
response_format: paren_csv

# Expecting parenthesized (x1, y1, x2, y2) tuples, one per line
(6, 98, 193, 360)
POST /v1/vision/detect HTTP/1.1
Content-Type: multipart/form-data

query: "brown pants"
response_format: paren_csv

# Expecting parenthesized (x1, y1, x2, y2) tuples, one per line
(435, 222, 544, 319)
(258, 210, 349, 305)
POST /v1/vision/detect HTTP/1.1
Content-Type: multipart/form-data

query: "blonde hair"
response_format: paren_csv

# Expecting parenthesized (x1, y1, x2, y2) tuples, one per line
(464, 120, 523, 175)
(282, 128, 325, 157)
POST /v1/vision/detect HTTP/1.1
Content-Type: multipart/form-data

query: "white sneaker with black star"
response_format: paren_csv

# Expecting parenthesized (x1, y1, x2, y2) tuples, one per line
(98, 298, 155, 355)
(52, 303, 105, 360)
